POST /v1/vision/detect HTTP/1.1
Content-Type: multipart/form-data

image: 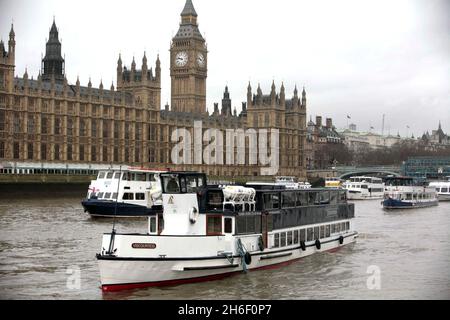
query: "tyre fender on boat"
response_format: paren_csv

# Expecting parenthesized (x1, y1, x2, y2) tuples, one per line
(244, 252, 252, 265)
(188, 207, 199, 224)
(315, 239, 321, 250)
(339, 236, 344, 245)
(300, 241, 306, 251)
(258, 236, 264, 251)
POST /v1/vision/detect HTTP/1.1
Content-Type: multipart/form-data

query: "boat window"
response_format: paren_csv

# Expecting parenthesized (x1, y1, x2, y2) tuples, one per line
(98, 172, 105, 179)
(106, 172, 113, 179)
(207, 215, 222, 235)
(307, 228, 313, 241)
(319, 191, 330, 205)
(308, 192, 318, 205)
(280, 232, 286, 247)
(274, 233, 280, 248)
(320, 226, 325, 239)
(136, 193, 145, 200)
(104, 193, 111, 199)
(149, 217, 157, 234)
(287, 231, 293, 245)
(361, 185, 368, 189)
(164, 175, 181, 193)
(330, 191, 338, 205)
(296, 192, 307, 206)
(282, 192, 296, 208)
(341, 222, 346, 231)
(346, 222, 350, 231)
(134, 173, 146, 181)
(435, 188, 440, 192)
(98, 192, 104, 199)
(224, 218, 232, 234)
(158, 215, 164, 234)
(184, 175, 199, 193)
(336, 223, 341, 233)
(147, 173, 156, 182)
(339, 191, 347, 202)
(294, 230, 299, 244)
(326, 225, 331, 237)
(112, 193, 118, 200)
(236, 215, 260, 235)
(331, 224, 336, 233)
(207, 190, 223, 210)
(114, 172, 121, 179)
(300, 229, 306, 242)
(442, 188, 448, 193)
(122, 193, 134, 200)
(263, 193, 280, 210)
(406, 193, 412, 200)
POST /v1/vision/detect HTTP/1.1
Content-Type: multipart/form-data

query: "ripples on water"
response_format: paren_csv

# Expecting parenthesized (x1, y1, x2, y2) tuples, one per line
(0, 195, 449, 300)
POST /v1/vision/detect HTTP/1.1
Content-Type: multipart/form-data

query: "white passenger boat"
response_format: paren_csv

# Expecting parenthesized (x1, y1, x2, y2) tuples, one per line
(275, 176, 311, 189)
(429, 179, 450, 201)
(382, 176, 438, 209)
(96, 171, 358, 292)
(344, 176, 384, 200)
(82, 167, 167, 217)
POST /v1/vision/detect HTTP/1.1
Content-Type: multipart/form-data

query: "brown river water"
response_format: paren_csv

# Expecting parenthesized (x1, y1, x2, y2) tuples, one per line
(0, 194, 449, 299)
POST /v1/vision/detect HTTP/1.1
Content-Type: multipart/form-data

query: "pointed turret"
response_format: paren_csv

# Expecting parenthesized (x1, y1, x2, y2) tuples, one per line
(8, 23, 15, 63)
(247, 82, 252, 108)
(42, 18, 65, 83)
(301, 86, 307, 108)
(280, 82, 285, 107)
(110, 81, 115, 91)
(155, 54, 161, 82)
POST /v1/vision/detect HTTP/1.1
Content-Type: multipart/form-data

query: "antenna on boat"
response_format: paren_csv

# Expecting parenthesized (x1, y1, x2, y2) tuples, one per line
(107, 165, 122, 255)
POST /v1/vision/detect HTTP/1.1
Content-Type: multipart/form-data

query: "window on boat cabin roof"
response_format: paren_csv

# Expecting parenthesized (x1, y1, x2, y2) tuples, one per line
(122, 193, 134, 200)
(98, 172, 105, 179)
(135, 193, 145, 200)
(114, 172, 121, 179)
(106, 172, 114, 179)
(224, 217, 232, 234)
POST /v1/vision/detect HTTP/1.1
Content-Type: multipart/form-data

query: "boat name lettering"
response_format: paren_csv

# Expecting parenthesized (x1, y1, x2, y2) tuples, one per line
(132, 243, 157, 249)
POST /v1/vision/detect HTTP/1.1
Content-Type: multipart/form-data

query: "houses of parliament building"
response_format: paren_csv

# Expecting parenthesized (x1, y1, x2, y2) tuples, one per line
(0, 0, 307, 178)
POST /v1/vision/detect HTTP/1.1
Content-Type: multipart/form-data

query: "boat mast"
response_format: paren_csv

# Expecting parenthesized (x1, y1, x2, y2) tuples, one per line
(106, 165, 122, 255)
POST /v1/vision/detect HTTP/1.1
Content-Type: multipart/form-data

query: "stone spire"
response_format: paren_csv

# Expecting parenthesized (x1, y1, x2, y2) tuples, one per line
(181, 0, 198, 18)
(42, 18, 65, 83)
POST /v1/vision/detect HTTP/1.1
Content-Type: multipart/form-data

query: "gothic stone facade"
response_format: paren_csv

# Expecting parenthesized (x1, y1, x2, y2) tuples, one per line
(0, 0, 307, 179)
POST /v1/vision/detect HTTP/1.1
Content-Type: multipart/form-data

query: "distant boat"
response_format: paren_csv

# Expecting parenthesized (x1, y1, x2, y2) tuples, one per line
(81, 167, 168, 218)
(382, 177, 438, 209)
(343, 176, 384, 200)
(428, 180, 450, 201)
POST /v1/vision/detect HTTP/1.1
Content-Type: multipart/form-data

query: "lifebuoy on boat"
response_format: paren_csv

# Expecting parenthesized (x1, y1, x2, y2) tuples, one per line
(188, 207, 199, 224)
(244, 252, 252, 265)
(300, 241, 306, 251)
(339, 236, 344, 245)
(315, 239, 321, 250)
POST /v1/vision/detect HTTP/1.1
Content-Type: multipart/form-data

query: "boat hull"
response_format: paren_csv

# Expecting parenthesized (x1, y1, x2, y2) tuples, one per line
(97, 232, 358, 292)
(437, 194, 450, 201)
(82, 199, 162, 217)
(382, 198, 439, 209)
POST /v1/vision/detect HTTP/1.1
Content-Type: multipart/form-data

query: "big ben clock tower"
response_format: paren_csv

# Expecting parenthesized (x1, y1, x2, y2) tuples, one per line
(170, 0, 207, 113)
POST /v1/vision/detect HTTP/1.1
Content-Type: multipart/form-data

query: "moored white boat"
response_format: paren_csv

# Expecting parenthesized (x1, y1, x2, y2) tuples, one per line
(429, 180, 450, 201)
(82, 167, 167, 217)
(96, 172, 358, 291)
(344, 176, 384, 200)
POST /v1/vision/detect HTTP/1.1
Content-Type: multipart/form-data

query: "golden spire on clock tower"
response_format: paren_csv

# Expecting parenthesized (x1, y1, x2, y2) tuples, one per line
(170, 0, 207, 114)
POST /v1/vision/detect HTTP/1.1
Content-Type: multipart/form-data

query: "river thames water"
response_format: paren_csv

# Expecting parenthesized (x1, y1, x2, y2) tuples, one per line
(0, 194, 449, 300)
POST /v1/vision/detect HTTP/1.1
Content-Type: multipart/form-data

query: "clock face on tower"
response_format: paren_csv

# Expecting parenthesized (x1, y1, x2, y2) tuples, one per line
(175, 51, 188, 67)
(197, 53, 205, 67)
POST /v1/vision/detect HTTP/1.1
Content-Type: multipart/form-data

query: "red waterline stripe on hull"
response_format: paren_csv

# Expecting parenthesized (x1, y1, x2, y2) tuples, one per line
(102, 271, 241, 292)
(101, 244, 345, 292)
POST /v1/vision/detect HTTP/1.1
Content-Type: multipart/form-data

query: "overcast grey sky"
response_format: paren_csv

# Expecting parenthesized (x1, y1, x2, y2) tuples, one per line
(1, 0, 449, 137)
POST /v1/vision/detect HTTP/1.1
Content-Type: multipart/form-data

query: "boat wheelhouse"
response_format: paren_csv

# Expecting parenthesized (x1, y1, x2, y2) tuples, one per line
(382, 176, 438, 209)
(428, 180, 450, 201)
(96, 172, 358, 292)
(82, 167, 167, 217)
(343, 176, 384, 200)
